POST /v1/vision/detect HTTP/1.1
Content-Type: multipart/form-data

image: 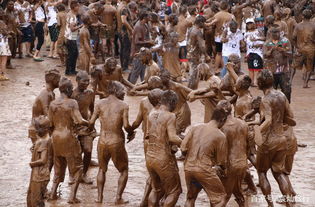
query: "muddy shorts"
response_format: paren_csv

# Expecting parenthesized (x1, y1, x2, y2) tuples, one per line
(27, 181, 49, 207)
(221, 167, 247, 196)
(256, 148, 286, 173)
(185, 169, 226, 205)
(53, 153, 83, 183)
(146, 156, 182, 196)
(97, 142, 128, 172)
(293, 50, 315, 71)
(77, 50, 91, 72)
(105, 27, 115, 39)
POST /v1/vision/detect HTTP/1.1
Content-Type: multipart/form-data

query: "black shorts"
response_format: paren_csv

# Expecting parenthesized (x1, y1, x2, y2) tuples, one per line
(179, 46, 187, 61)
(247, 53, 263, 71)
(215, 41, 223, 53)
(49, 23, 59, 42)
(20, 25, 33, 43)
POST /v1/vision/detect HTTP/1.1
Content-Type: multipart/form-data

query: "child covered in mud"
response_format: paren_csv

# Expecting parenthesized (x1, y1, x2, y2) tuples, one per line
(27, 116, 52, 207)
(0, 9, 11, 81)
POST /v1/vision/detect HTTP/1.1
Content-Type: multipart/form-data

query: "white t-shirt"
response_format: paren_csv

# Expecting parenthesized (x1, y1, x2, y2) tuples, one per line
(222, 29, 243, 57)
(244, 30, 264, 57)
(14, 2, 31, 27)
(65, 13, 79, 40)
(47, 5, 57, 26)
(35, 5, 46, 22)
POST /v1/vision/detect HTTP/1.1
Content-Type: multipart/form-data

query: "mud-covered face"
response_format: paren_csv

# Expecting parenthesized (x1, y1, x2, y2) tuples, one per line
(271, 30, 280, 40)
(7, 1, 14, 10)
(52, 74, 61, 89)
(78, 76, 90, 91)
(106, 59, 117, 73)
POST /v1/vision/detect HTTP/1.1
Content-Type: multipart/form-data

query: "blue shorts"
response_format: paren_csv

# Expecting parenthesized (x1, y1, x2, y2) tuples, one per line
(20, 25, 33, 43)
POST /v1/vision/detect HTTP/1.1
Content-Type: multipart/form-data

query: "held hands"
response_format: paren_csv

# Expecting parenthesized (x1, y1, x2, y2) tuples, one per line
(187, 91, 196, 102)
(127, 131, 136, 143)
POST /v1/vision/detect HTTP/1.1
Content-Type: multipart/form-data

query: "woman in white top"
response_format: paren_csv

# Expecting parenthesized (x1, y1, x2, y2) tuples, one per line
(33, 0, 46, 61)
(46, 0, 60, 58)
(244, 18, 265, 86)
(0, 11, 11, 81)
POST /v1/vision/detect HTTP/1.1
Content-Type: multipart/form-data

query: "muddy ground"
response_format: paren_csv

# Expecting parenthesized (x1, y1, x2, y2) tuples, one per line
(0, 55, 314, 207)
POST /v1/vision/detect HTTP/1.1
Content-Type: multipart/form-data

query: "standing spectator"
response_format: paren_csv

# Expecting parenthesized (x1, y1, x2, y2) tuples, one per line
(14, 0, 33, 58)
(129, 11, 154, 84)
(0, 9, 11, 81)
(33, 0, 46, 61)
(221, 20, 244, 77)
(5, 0, 18, 69)
(117, 0, 132, 72)
(263, 27, 292, 102)
(244, 18, 265, 86)
(46, 0, 59, 59)
(56, 3, 66, 66)
(65, 0, 81, 75)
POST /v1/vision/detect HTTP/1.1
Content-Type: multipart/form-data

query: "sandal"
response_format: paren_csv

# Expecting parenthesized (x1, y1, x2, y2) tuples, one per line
(33, 57, 44, 62)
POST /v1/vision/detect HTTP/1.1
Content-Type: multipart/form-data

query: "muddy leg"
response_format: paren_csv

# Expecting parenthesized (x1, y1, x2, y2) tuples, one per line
(95, 168, 105, 203)
(115, 169, 129, 204)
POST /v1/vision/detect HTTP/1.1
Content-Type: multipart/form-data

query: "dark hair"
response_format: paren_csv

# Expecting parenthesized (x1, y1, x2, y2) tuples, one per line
(148, 76, 163, 90)
(238, 75, 252, 90)
(211, 108, 227, 123)
(195, 15, 206, 26)
(257, 69, 274, 90)
(57, 3, 66, 11)
(220, 1, 229, 10)
(188, 5, 197, 15)
(70, 0, 79, 9)
(139, 11, 149, 20)
(302, 9, 312, 19)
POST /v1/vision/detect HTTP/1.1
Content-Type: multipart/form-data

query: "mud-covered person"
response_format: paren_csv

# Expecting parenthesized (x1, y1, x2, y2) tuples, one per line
(56, 3, 67, 67)
(5, 0, 19, 69)
(91, 57, 134, 99)
(263, 27, 292, 102)
(72, 71, 96, 184)
(255, 69, 296, 207)
(217, 100, 249, 206)
(27, 116, 52, 207)
(29, 69, 60, 145)
(292, 9, 315, 88)
(181, 107, 228, 207)
(187, 15, 210, 89)
(48, 77, 89, 204)
(145, 90, 183, 206)
(89, 81, 135, 205)
(77, 15, 95, 73)
(129, 11, 155, 84)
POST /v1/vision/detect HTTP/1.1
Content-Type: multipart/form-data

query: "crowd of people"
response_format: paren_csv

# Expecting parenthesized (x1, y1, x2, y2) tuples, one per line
(20, 0, 315, 206)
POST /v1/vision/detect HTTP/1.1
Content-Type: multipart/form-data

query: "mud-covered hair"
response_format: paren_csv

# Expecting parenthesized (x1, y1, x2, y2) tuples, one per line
(148, 88, 163, 107)
(257, 69, 274, 90)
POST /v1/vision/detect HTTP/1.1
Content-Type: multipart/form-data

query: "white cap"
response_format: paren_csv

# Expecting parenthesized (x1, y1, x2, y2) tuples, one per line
(246, 18, 255, 24)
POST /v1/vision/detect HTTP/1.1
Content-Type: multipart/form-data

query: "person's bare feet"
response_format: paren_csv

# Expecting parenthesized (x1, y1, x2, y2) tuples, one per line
(115, 198, 129, 205)
(67, 197, 81, 204)
(80, 175, 93, 184)
(95, 196, 103, 203)
(6, 64, 15, 69)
